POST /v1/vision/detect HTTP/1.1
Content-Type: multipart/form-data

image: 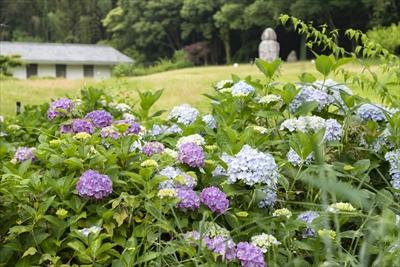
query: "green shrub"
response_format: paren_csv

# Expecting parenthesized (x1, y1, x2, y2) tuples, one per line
(113, 50, 193, 77)
(367, 23, 400, 53)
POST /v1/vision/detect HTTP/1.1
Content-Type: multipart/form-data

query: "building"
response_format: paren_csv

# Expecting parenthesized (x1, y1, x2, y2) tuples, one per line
(0, 41, 133, 79)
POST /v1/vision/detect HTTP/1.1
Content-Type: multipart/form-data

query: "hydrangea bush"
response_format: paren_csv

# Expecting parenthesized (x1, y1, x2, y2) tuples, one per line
(1, 17, 400, 267)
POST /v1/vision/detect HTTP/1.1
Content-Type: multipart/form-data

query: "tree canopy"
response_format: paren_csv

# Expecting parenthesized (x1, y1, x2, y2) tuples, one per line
(1, 0, 399, 64)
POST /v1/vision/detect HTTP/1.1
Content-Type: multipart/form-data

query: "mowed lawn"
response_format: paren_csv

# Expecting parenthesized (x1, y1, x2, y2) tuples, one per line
(0, 61, 396, 117)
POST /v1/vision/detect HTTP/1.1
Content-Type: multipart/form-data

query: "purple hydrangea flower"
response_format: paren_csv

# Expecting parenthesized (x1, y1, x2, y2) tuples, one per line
(236, 242, 265, 267)
(76, 170, 112, 200)
(13, 147, 35, 163)
(100, 126, 120, 139)
(204, 236, 236, 261)
(60, 123, 73, 133)
(71, 119, 95, 134)
(200, 187, 229, 214)
(114, 119, 141, 135)
(142, 141, 165, 156)
(176, 188, 200, 211)
(84, 110, 113, 128)
(178, 142, 205, 168)
(47, 98, 73, 120)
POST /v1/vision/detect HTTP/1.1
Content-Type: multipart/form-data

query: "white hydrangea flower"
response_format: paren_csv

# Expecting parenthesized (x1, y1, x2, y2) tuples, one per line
(252, 126, 268, 134)
(251, 233, 281, 253)
(176, 134, 205, 148)
(122, 113, 136, 122)
(215, 79, 234, 91)
(164, 148, 178, 159)
(115, 103, 131, 112)
(168, 104, 199, 125)
(327, 202, 356, 213)
(258, 94, 282, 104)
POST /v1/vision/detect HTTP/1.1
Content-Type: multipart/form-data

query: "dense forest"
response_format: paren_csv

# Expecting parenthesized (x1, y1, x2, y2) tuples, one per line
(1, 0, 399, 64)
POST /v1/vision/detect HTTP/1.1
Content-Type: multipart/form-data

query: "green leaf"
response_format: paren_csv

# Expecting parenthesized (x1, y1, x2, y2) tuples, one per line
(294, 101, 319, 116)
(255, 58, 282, 79)
(315, 55, 334, 77)
(64, 157, 83, 170)
(299, 72, 317, 83)
(22, 247, 37, 258)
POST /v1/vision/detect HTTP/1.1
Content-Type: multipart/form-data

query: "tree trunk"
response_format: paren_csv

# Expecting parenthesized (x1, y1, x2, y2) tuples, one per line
(221, 28, 231, 64)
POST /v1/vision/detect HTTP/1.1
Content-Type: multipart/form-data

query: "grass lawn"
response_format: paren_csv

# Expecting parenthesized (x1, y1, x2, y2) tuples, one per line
(0, 61, 396, 117)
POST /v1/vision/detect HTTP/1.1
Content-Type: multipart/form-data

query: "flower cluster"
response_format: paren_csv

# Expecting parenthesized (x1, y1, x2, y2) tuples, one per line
(114, 119, 141, 135)
(142, 141, 165, 156)
(178, 142, 205, 168)
(168, 104, 199, 125)
(313, 79, 353, 109)
(204, 236, 237, 261)
(251, 233, 281, 253)
(47, 98, 73, 120)
(318, 229, 336, 240)
(385, 150, 400, 189)
(100, 126, 120, 139)
(297, 211, 319, 224)
(177, 134, 205, 148)
(78, 226, 102, 237)
(258, 94, 282, 104)
(290, 87, 335, 112)
(236, 242, 265, 267)
(200, 187, 229, 214)
(287, 148, 314, 166)
(224, 145, 278, 187)
(157, 188, 177, 199)
(158, 166, 197, 189)
(202, 114, 217, 129)
(84, 110, 113, 128)
(176, 188, 200, 211)
(71, 119, 95, 134)
(280, 116, 342, 142)
(356, 103, 389, 122)
(150, 124, 182, 136)
(12, 147, 35, 163)
(258, 186, 277, 208)
(76, 170, 112, 200)
(231, 81, 255, 97)
(327, 202, 356, 213)
(273, 208, 292, 218)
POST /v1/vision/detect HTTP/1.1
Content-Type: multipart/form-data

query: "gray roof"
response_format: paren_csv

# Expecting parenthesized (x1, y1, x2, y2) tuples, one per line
(0, 41, 133, 65)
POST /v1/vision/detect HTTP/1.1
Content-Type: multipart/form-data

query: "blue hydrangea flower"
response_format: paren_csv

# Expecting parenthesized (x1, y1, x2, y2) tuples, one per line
(71, 119, 95, 134)
(225, 145, 278, 187)
(313, 79, 352, 110)
(297, 211, 319, 224)
(258, 186, 277, 208)
(324, 119, 343, 142)
(150, 124, 183, 136)
(202, 114, 216, 129)
(287, 148, 314, 166)
(385, 150, 400, 190)
(290, 87, 335, 113)
(168, 104, 199, 125)
(356, 104, 387, 122)
(231, 81, 255, 97)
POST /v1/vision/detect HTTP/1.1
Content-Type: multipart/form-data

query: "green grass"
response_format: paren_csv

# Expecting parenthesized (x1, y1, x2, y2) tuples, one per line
(0, 62, 396, 117)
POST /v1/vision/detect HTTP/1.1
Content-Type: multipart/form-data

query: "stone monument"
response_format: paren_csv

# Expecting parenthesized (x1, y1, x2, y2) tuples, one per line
(286, 50, 298, 62)
(258, 28, 280, 62)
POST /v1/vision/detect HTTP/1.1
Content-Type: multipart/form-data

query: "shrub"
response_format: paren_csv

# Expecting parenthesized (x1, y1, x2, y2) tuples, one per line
(367, 23, 400, 53)
(0, 17, 399, 266)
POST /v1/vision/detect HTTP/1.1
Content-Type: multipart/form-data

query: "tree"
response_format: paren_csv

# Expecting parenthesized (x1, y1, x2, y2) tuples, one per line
(0, 55, 22, 77)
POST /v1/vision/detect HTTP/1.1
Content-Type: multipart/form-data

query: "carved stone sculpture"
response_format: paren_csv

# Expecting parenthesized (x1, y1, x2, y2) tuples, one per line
(258, 28, 280, 62)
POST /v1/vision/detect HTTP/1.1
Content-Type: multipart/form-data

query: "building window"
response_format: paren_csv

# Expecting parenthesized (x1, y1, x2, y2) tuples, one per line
(26, 64, 38, 78)
(56, 64, 67, 78)
(83, 65, 94, 77)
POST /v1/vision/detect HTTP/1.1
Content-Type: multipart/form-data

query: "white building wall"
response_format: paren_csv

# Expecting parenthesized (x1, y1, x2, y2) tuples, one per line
(12, 66, 26, 79)
(38, 64, 55, 77)
(94, 65, 111, 79)
(67, 65, 84, 80)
